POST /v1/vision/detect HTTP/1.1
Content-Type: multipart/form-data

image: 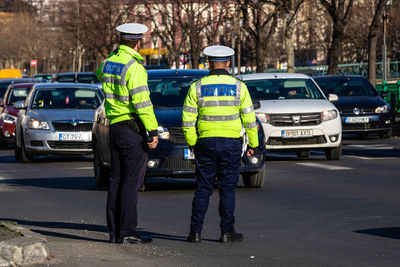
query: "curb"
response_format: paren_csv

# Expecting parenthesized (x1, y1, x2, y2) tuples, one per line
(0, 222, 49, 267)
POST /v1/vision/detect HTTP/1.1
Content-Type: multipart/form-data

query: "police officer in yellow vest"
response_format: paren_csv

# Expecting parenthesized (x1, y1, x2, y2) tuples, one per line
(182, 45, 259, 243)
(96, 23, 158, 244)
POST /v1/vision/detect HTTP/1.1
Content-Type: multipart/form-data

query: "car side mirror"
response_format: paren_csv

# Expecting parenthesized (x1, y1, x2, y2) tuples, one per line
(380, 91, 388, 98)
(328, 94, 339, 102)
(252, 99, 261, 110)
(13, 100, 26, 109)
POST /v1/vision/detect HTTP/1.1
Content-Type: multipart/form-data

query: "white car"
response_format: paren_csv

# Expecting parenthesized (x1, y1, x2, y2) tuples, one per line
(238, 73, 342, 160)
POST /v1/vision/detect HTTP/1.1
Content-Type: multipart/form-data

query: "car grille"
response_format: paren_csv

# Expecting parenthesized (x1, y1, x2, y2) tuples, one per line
(47, 141, 92, 150)
(267, 135, 327, 146)
(342, 121, 380, 130)
(340, 108, 375, 115)
(30, 141, 43, 147)
(162, 158, 195, 171)
(270, 113, 321, 126)
(168, 127, 187, 145)
(52, 122, 93, 132)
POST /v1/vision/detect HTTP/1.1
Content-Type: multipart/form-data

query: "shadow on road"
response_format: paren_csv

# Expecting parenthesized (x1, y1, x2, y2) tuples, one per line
(0, 177, 102, 191)
(0, 218, 216, 243)
(354, 227, 400, 240)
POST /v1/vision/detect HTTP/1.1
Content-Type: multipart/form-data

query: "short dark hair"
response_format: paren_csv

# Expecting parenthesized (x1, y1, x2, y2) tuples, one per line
(120, 37, 141, 49)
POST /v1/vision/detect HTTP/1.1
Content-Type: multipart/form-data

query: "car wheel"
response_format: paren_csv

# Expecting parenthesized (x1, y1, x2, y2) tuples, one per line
(296, 150, 310, 159)
(0, 141, 8, 149)
(242, 164, 266, 188)
(93, 141, 109, 187)
(325, 144, 342, 160)
(20, 135, 33, 163)
(379, 129, 392, 139)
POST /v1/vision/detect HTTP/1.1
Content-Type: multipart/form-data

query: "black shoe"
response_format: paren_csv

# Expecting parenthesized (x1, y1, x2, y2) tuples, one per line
(187, 232, 201, 243)
(220, 231, 243, 243)
(117, 234, 153, 244)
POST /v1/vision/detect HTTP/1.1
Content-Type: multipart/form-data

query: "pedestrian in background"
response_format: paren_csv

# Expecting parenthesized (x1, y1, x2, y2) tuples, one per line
(182, 45, 259, 243)
(96, 23, 158, 244)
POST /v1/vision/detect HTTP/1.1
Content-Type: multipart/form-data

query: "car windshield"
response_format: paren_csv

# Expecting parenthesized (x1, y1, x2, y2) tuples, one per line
(31, 88, 103, 109)
(315, 77, 378, 97)
(7, 87, 30, 105)
(77, 74, 99, 84)
(148, 77, 201, 107)
(34, 75, 52, 82)
(244, 78, 324, 100)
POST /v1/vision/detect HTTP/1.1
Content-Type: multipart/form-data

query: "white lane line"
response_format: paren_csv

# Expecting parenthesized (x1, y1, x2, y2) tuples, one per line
(296, 162, 353, 170)
(75, 167, 93, 170)
(346, 144, 394, 150)
(344, 155, 399, 160)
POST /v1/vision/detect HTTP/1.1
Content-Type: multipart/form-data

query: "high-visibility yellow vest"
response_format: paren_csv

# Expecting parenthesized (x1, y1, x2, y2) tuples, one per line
(96, 45, 158, 133)
(182, 74, 259, 148)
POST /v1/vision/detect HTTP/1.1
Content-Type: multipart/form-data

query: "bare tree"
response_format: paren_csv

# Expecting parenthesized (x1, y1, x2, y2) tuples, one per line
(320, 0, 355, 75)
(367, 0, 389, 85)
(238, 0, 279, 72)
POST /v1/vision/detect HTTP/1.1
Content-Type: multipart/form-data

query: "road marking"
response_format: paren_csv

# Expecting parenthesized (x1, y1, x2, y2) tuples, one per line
(346, 144, 394, 150)
(296, 162, 353, 170)
(344, 155, 399, 160)
(75, 167, 93, 170)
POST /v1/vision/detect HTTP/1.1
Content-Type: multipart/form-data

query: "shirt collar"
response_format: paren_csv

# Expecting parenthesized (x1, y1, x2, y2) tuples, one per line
(209, 69, 230, 76)
(119, 45, 144, 61)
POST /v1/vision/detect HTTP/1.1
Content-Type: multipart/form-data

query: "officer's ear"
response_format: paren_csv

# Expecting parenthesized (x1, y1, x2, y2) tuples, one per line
(226, 60, 231, 68)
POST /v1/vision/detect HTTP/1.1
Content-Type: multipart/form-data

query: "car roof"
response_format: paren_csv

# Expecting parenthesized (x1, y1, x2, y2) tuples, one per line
(147, 69, 209, 79)
(312, 75, 365, 80)
(33, 83, 99, 89)
(0, 78, 39, 83)
(238, 73, 311, 80)
(10, 83, 36, 88)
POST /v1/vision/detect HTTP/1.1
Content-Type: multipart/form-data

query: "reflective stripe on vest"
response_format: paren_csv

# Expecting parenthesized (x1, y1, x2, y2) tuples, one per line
(182, 121, 196, 127)
(241, 105, 254, 114)
(104, 92, 130, 102)
(130, 85, 149, 96)
(200, 113, 240, 121)
(183, 105, 198, 113)
(134, 100, 152, 110)
(244, 121, 257, 128)
(102, 58, 137, 86)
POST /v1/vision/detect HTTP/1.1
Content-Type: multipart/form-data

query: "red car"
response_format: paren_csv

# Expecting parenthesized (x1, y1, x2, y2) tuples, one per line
(0, 83, 36, 148)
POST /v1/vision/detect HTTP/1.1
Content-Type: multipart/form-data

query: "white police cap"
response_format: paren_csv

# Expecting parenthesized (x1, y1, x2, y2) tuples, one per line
(203, 45, 235, 61)
(116, 23, 148, 39)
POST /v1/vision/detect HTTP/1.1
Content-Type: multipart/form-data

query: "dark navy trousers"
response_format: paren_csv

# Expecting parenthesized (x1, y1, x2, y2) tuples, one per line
(190, 137, 242, 234)
(107, 123, 147, 239)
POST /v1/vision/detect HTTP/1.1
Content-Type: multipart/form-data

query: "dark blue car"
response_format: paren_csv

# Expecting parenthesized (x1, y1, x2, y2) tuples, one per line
(92, 69, 266, 189)
(314, 75, 392, 138)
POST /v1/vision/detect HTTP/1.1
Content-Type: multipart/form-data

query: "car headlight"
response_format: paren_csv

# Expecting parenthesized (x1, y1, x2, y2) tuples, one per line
(321, 110, 338, 121)
(28, 118, 50, 130)
(256, 113, 270, 124)
(375, 105, 388, 114)
(2, 113, 16, 124)
(157, 126, 170, 140)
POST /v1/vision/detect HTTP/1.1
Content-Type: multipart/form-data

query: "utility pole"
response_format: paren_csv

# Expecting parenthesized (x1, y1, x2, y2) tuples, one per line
(75, 0, 80, 73)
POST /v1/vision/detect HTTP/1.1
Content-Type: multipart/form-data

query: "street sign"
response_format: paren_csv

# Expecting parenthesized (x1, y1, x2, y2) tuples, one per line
(31, 59, 37, 66)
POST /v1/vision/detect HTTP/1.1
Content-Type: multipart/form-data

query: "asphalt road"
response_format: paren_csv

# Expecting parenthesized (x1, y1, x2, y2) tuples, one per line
(0, 135, 399, 267)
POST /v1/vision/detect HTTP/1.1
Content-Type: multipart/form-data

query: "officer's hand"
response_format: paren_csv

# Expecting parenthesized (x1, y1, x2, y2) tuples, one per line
(246, 148, 255, 157)
(147, 136, 158, 149)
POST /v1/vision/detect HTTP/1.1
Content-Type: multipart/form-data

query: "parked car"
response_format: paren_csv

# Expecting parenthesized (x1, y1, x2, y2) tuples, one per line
(0, 78, 39, 108)
(14, 83, 104, 162)
(313, 75, 392, 138)
(0, 83, 36, 148)
(92, 69, 266, 189)
(33, 73, 53, 83)
(238, 73, 342, 160)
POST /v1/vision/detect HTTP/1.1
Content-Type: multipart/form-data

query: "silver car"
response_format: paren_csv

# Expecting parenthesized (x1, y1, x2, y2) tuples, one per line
(14, 83, 103, 162)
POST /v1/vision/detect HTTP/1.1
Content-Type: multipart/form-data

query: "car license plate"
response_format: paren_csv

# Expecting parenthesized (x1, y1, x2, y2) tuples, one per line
(184, 148, 195, 159)
(345, 117, 369, 123)
(59, 133, 88, 141)
(282, 129, 313, 138)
